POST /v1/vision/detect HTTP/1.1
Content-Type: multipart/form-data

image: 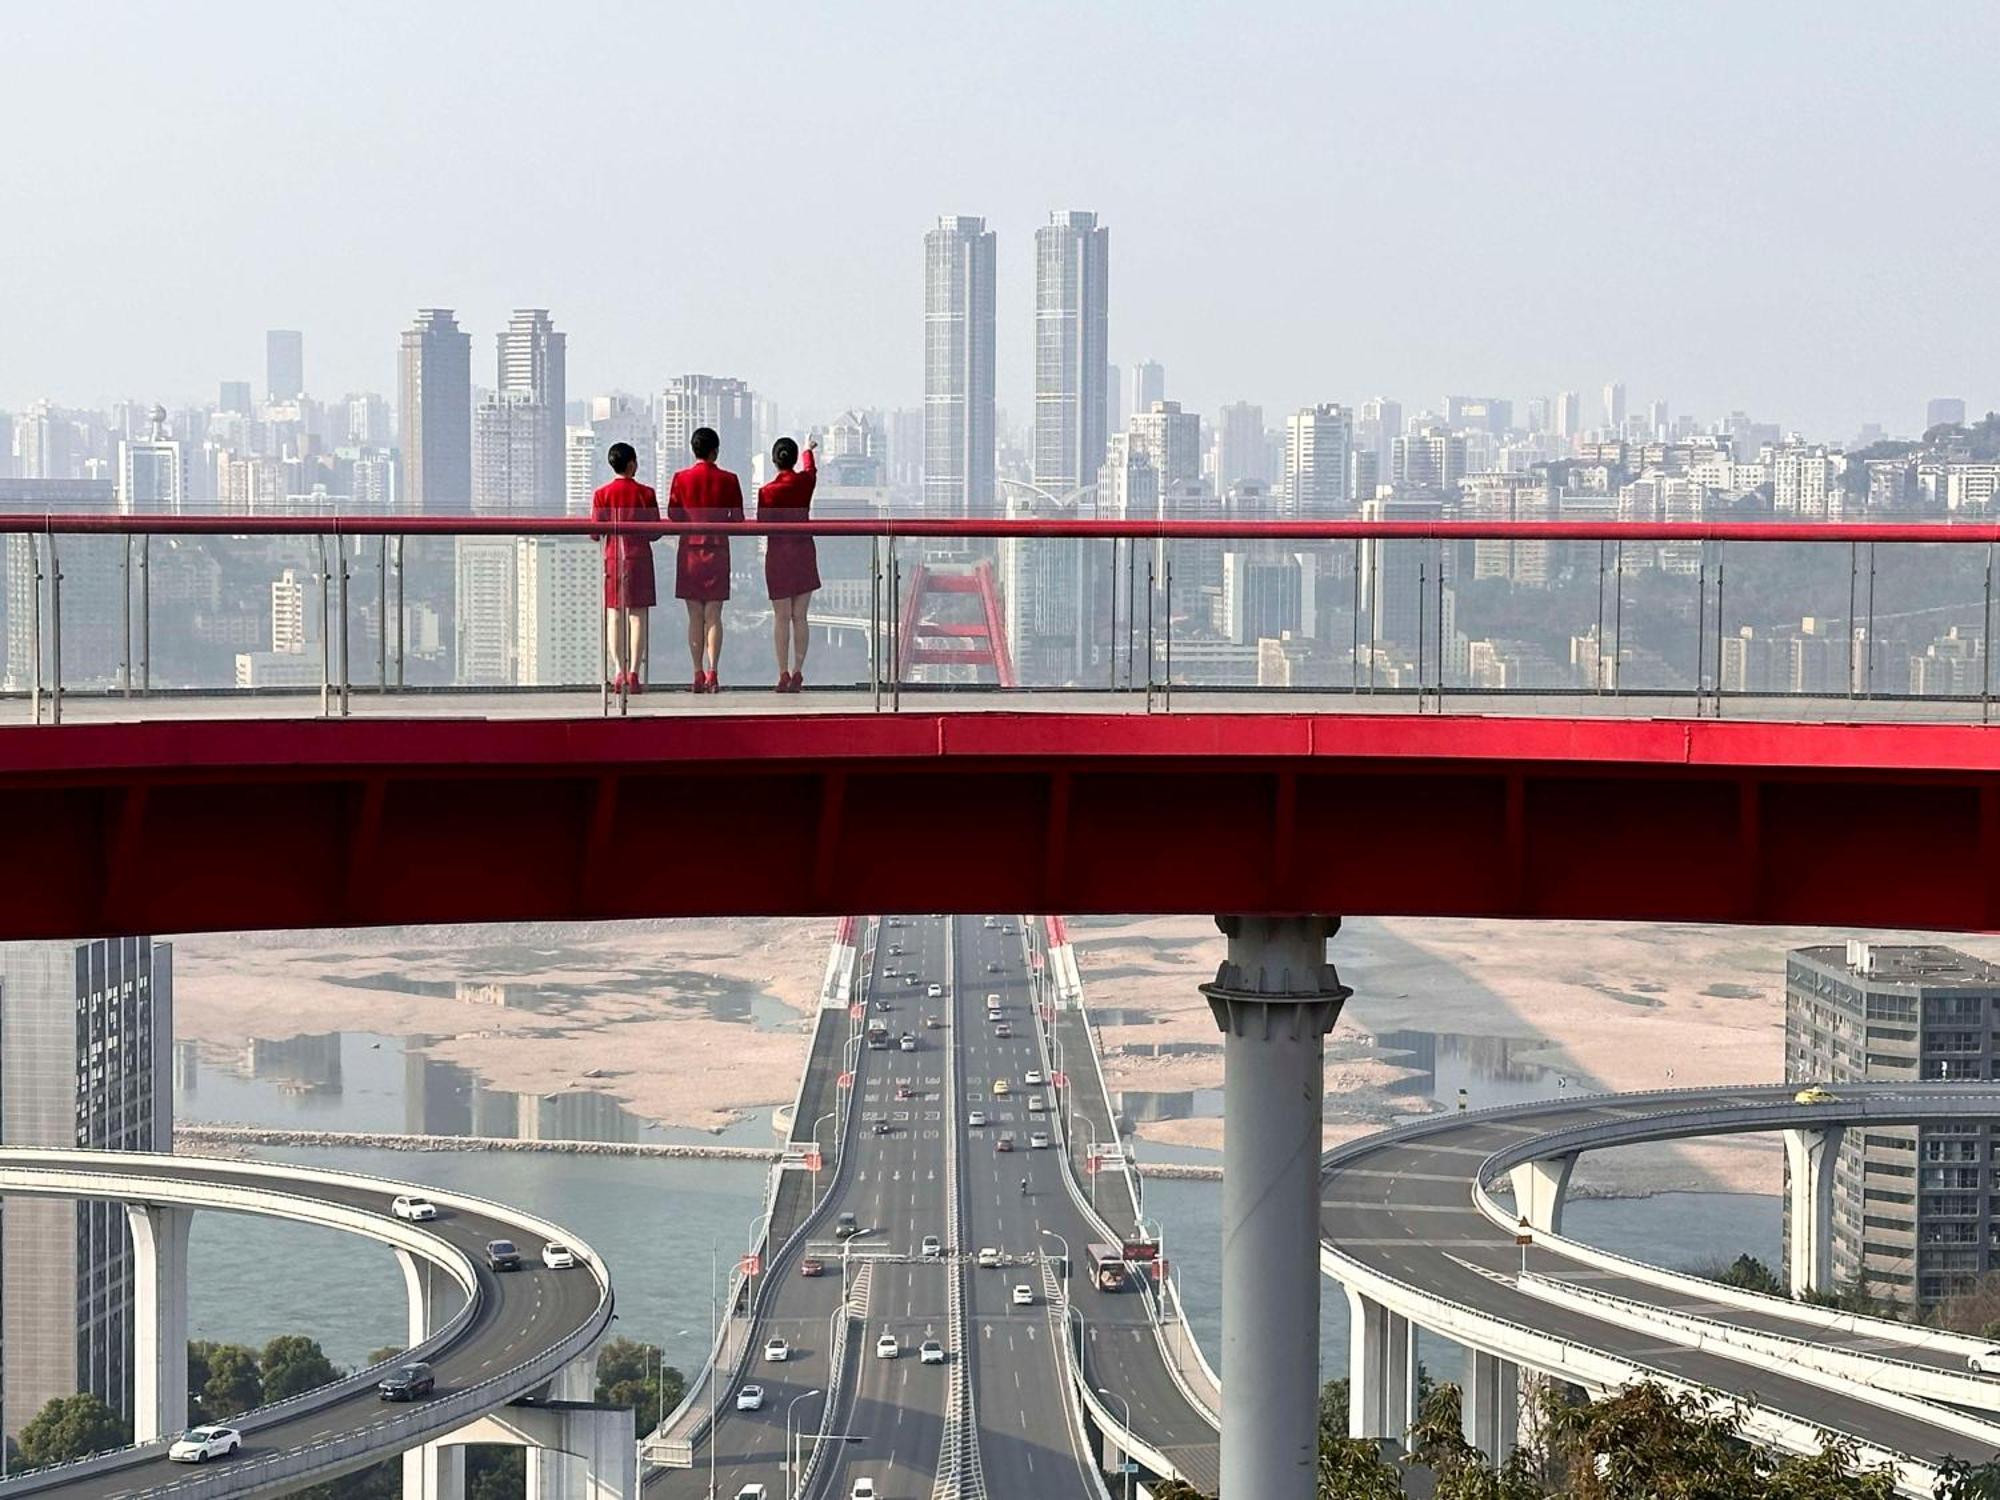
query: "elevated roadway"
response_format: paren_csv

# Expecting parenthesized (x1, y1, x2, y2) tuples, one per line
(0, 1150, 611, 1498)
(1323, 1084, 2000, 1491)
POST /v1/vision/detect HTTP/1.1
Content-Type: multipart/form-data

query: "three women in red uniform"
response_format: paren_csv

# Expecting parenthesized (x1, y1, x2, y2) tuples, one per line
(589, 441, 658, 693)
(758, 434, 820, 691)
(667, 425, 745, 693)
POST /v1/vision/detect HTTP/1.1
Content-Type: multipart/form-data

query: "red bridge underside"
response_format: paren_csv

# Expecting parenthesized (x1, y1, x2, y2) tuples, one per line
(2, 712, 1998, 940)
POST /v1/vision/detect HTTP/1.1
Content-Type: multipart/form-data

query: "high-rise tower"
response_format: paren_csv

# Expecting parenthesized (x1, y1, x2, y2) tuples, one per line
(398, 310, 472, 515)
(923, 216, 997, 518)
(1032, 211, 1110, 495)
(495, 309, 566, 513)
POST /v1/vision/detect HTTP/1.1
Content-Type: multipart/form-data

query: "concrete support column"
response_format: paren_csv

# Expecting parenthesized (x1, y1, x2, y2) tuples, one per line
(1508, 1154, 1576, 1236)
(402, 1441, 466, 1500)
(396, 1246, 441, 1347)
(1203, 915, 1350, 1500)
(125, 1202, 191, 1442)
(1462, 1349, 1518, 1465)
(1784, 1125, 1846, 1297)
(525, 1407, 640, 1500)
(1383, 1311, 1418, 1449)
(1345, 1286, 1389, 1440)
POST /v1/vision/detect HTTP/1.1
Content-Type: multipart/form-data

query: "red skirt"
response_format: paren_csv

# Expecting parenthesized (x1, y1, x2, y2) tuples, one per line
(676, 537, 732, 602)
(765, 534, 821, 599)
(603, 544, 656, 608)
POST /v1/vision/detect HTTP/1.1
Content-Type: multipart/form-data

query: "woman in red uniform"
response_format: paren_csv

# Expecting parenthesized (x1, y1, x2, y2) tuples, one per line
(589, 441, 658, 693)
(758, 433, 819, 691)
(667, 425, 745, 692)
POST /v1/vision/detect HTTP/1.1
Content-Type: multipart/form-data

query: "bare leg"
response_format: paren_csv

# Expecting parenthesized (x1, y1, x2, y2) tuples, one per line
(772, 598, 791, 681)
(685, 601, 704, 678)
(703, 601, 725, 677)
(629, 609, 649, 683)
(789, 594, 812, 675)
(606, 608, 627, 682)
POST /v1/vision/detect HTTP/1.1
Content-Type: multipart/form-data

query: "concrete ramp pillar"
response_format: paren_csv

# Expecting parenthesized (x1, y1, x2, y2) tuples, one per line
(1462, 1349, 1518, 1465)
(395, 1245, 444, 1346)
(1784, 1125, 1846, 1297)
(125, 1202, 191, 1441)
(526, 1407, 639, 1500)
(1343, 1287, 1417, 1447)
(1203, 915, 1351, 1500)
(403, 1441, 465, 1500)
(1508, 1154, 1577, 1236)
(1344, 1286, 1389, 1440)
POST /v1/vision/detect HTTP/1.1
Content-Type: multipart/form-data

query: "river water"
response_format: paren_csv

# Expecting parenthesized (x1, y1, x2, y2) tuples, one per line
(175, 1025, 1780, 1381)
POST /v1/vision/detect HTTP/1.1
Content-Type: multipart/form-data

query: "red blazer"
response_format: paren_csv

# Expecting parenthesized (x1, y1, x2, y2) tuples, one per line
(668, 461, 745, 529)
(756, 449, 817, 519)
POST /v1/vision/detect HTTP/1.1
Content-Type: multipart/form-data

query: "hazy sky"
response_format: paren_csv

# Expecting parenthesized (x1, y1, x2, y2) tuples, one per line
(5, 1, 1997, 438)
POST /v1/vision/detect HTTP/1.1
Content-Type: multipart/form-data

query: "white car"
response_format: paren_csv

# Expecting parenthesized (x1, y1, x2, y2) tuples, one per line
(921, 1235, 942, 1258)
(1012, 1284, 1035, 1307)
(763, 1338, 790, 1363)
(735, 1486, 770, 1500)
(390, 1194, 437, 1221)
(168, 1425, 242, 1463)
(1970, 1349, 2000, 1374)
(541, 1242, 576, 1269)
(1029, 1132, 1051, 1149)
(920, 1339, 946, 1364)
(736, 1384, 765, 1412)
(852, 1481, 878, 1500)
(927, 983, 943, 999)
(875, 1332, 899, 1360)
(976, 1247, 1001, 1268)
(1027, 1096, 1046, 1113)
(1024, 1071, 1045, 1087)
(967, 1110, 987, 1128)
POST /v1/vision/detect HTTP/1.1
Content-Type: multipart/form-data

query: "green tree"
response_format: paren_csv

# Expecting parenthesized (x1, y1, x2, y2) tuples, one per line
(258, 1334, 340, 1401)
(16, 1392, 129, 1466)
(366, 1345, 405, 1368)
(467, 1445, 526, 1500)
(1706, 1252, 1786, 1297)
(1316, 1435, 1404, 1499)
(593, 1336, 684, 1437)
(194, 1342, 264, 1422)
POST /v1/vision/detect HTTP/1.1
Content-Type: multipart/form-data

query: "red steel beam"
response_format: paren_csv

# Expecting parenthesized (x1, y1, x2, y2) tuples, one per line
(0, 712, 1997, 939)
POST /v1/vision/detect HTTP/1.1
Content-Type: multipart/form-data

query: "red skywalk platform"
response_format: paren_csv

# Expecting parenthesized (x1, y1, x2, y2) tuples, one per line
(3, 711, 1998, 939)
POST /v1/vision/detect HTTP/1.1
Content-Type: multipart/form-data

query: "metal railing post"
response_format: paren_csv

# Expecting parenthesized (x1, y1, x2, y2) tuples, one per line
(1847, 540, 1859, 699)
(1985, 542, 1994, 726)
(121, 534, 132, 698)
(1107, 537, 1119, 690)
(28, 534, 42, 725)
(1126, 537, 1137, 691)
(337, 537, 351, 716)
(1865, 541, 1877, 698)
(1435, 538, 1446, 711)
(1417, 561, 1428, 712)
(317, 535, 331, 717)
(393, 536, 405, 690)
(1144, 555, 1155, 713)
(1612, 538, 1625, 694)
(378, 536, 388, 692)
(1694, 546, 1708, 711)
(870, 534, 882, 713)
(1163, 552, 1173, 712)
(47, 531, 63, 726)
(889, 548, 900, 713)
(1713, 545, 1726, 718)
(139, 534, 150, 695)
(1351, 537, 1361, 690)
(1594, 540, 1607, 692)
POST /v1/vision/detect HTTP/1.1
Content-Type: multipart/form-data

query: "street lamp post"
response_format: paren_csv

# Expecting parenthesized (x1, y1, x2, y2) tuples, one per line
(812, 1108, 837, 1207)
(784, 1388, 823, 1500)
(1040, 1227, 1071, 1303)
(1097, 1387, 1135, 1500)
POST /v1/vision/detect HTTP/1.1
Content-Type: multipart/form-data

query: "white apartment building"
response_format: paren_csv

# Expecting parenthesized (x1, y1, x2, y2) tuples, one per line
(1283, 404, 1353, 517)
(515, 537, 600, 686)
(454, 536, 516, 686)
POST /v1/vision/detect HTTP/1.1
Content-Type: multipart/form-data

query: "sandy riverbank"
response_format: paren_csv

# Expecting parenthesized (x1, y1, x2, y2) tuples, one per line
(170, 919, 834, 1132)
(1070, 914, 2000, 1197)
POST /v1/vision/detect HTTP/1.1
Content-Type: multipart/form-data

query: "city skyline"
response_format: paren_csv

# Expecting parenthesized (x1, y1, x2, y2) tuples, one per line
(5, 4, 1999, 434)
